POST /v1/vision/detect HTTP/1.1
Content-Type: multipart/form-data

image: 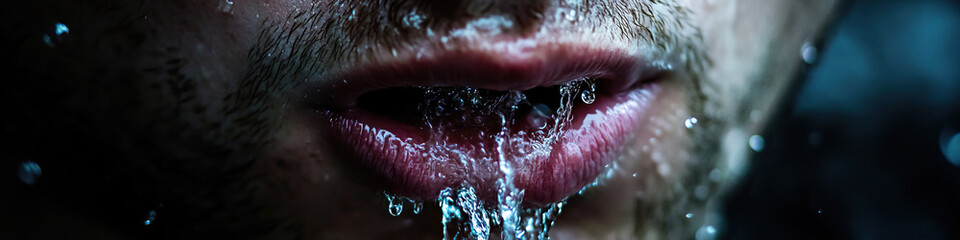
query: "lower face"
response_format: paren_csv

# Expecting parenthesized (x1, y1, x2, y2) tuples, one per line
(6, 0, 837, 239)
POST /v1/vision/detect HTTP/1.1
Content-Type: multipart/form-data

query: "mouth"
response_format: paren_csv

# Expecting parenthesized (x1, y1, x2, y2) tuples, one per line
(312, 44, 669, 206)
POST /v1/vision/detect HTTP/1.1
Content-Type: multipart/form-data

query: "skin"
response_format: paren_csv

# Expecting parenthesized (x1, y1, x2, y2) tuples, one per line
(2, 0, 838, 239)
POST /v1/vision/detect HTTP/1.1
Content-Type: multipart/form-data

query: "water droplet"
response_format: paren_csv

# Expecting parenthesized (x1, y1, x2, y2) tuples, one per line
(940, 129, 960, 166)
(580, 89, 595, 105)
(526, 103, 552, 129)
(217, 0, 234, 13)
(55, 23, 69, 36)
(801, 41, 818, 64)
(565, 9, 577, 22)
(684, 117, 699, 129)
(385, 193, 404, 216)
(411, 199, 424, 214)
(685, 212, 694, 219)
(42, 22, 69, 48)
(18, 161, 41, 185)
(403, 10, 424, 29)
(580, 80, 596, 105)
(817, 209, 823, 214)
(144, 210, 157, 226)
(749, 135, 765, 152)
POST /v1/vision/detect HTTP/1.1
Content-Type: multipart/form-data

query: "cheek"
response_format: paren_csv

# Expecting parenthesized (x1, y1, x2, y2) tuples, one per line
(139, 0, 301, 128)
(628, 82, 694, 185)
(546, 79, 696, 238)
(257, 112, 441, 238)
(686, 0, 838, 130)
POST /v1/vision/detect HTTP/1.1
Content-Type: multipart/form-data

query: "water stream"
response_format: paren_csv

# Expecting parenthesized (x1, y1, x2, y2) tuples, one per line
(384, 78, 598, 239)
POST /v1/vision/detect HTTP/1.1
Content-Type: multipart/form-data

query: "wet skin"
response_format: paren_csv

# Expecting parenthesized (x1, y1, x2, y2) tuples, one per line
(3, 0, 838, 239)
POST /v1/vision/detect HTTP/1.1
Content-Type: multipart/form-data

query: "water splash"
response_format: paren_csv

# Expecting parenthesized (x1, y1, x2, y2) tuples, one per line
(436, 185, 568, 240)
(438, 186, 493, 240)
(382, 78, 600, 239)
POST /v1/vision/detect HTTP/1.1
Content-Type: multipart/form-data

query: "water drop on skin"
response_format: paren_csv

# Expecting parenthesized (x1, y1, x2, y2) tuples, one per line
(217, 0, 234, 13)
(55, 23, 68, 36)
(684, 117, 698, 129)
(580, 80, 596, 104)
(18, 161, 41, 185)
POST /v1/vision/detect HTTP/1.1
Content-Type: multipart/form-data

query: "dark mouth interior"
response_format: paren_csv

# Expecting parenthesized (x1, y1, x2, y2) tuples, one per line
(355, 83, 600, 130)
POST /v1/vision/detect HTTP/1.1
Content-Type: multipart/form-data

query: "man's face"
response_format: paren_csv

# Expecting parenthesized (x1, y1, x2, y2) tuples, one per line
(6, 0, 837, 239)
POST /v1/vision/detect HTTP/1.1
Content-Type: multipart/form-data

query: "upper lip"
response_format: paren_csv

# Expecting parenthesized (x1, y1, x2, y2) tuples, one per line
(314, 43, 667, 110)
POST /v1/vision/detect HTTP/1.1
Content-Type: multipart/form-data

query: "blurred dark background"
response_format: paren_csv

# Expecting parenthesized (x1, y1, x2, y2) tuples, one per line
(724, 0, 960, 239)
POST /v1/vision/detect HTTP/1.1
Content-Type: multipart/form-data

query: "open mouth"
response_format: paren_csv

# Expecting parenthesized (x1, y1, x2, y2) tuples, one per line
(312, 45, 669, 206)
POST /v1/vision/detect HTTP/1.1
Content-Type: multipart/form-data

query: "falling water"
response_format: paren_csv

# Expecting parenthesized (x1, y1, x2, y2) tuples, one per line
(380, 78, 598, 239)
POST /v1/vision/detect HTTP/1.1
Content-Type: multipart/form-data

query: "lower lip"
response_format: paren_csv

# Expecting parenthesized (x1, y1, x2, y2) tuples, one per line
(317, 85, 660, 206)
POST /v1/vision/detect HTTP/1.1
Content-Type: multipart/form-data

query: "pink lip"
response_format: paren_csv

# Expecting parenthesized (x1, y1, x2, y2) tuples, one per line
(312, 45, 667, 206)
